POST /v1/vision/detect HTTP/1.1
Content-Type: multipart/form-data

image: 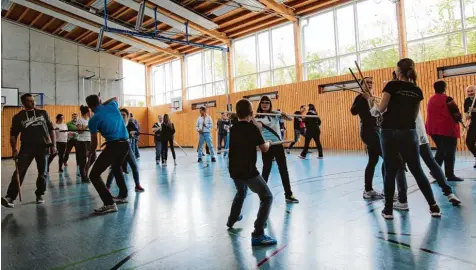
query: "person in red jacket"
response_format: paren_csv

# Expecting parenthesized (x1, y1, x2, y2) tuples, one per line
(426, 80, 464, 182)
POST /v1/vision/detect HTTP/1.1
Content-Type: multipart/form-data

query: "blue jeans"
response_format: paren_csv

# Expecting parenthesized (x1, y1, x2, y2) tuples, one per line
(420, 143, 452, 195)
(224, 133, 230, 156)
(155, 139, 162, 161)
(106, 143, 140, 188)
(217, 133, 226, 151)
(131, 137, 140, 158)
(380, 129, 436, 210)
(228, 175, 273, 235)
(198, 133, 215, 158)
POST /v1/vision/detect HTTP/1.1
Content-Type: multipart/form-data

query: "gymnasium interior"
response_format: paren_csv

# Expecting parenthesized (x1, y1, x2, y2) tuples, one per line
(1, 0, 476, 269)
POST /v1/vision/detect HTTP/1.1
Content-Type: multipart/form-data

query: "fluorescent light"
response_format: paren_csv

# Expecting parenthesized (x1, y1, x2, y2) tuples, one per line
(135, 0, 146, 31)
(61, 23, 76, 32)
(2, 0, 12, 10)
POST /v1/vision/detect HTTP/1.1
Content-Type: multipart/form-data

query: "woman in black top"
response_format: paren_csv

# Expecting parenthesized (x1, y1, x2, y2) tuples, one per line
(464, 85, 476, 167)
(161, 114, 176, 166)
(287, 105, 306, 153)
(298, 104, 323, 159)
(365, 58, 440, 219)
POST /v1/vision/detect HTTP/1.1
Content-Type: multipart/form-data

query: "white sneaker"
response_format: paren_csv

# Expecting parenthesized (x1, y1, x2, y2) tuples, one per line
(447, 193, 461, 205)
(393, 201, 409, 211)
(393, 192, 398, 202)
(93, 204, 118, 214)
(363, 190, 384, 199)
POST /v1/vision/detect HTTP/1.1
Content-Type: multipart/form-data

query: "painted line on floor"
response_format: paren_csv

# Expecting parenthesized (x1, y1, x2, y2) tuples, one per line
(51, 247, 132, 270)
(110, 237, 161, 270)
(256, 244, 288, 268)
(379, 231, 412, 236)
(377, 236, 476, 266)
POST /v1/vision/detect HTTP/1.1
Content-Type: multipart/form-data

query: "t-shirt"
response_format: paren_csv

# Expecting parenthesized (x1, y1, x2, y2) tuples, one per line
(88, 100, 129, 142)
(293, 111, 303, 130)
(381, 80, 423, 130)
(256, 115, 281, 142)
(152, 121, 162, 140)
(10, 109, 54, 147)
(229, 121, 265, 179)
(54, 123, 68, 143)
(126, 121, 138, 138)
(217, 119, 230, 134)
(464, 97, 476, 124)
(350, 95, 376, 128)
(76, 117, 91, 142)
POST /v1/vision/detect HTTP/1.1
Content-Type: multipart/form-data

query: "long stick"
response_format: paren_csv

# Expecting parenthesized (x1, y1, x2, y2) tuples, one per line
(173, 140, 188, 156)
(334, 85, 381, 100)
(14, 158, 22, 202)
(217, 111, 320, 118)
(217, 140, 294, 153)
(463, 96, 476, 136)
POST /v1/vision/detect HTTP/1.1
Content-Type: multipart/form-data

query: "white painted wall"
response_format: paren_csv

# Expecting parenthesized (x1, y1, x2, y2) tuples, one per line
(1, 20, 125, 105)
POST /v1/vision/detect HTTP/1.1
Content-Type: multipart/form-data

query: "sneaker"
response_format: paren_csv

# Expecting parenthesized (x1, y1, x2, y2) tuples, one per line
(447, 176, 464, 182)
(36, 195, 45, 204)
(112, 196, 128, 204)
(381, 208, 394, 219)
(174, 160, 177, 166)
(318, 156, 323, 159)
(251, 234, 277, 246)
(285, 195, 299, 203)
(135, 185, 145, 192)
(286, 149, 291, 154)
(59, 168, 64, 173)
(162, 162, 167, 167)
(1, 197, 14, 208)
(298, 155, 305, 160)
(473, 161, 476, 168)
(198, 158, 202, 163)
(393, 201, 409, 211)
(64, 162, 68, 167)
(81, 178, 90, 183)
(227, 214, 243, 228)
(156, 160, 160, 165)
(93, 204, 118, 215)
(211, 158, 216, 162)
(447, 193, 461, 205)
(429, 204, 441, 217)
(393, 192, 398, 202)
(363, 190, 384, 199)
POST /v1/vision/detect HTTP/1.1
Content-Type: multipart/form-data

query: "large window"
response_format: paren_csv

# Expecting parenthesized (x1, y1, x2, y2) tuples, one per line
(122, 59, 146, 107)
(152, 60, 182, 106)
(302, 0, 399, 80)
(234, 23, 296, 92)
(406, 0, 476, 62)
(186, 49, 227, 100)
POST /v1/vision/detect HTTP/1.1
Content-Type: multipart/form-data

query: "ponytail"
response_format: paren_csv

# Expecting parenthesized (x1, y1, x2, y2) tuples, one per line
(406, 68, 417, 84)
(397, 58, 417, 85)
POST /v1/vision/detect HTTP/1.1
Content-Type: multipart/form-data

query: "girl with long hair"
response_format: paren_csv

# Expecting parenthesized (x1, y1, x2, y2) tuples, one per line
(365, 58, 440, 219)
(161, 114, 176, 166)
(298, 104, 323, 159)
(255, 96, 299, 203)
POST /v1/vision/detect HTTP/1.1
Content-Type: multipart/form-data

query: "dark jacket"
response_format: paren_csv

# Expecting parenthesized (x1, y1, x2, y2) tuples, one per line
(161, 123, 175, 141)
(304, 110, 321, 136)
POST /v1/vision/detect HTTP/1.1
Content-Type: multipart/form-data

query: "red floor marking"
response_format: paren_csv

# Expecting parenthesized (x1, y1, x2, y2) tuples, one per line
(256, 244, 288, 268)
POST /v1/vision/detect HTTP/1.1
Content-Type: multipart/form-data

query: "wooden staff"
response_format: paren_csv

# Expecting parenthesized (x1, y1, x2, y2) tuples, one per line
(334, 85, 382, 100)
(463, 95, 476, 136)
(217, 111, 320, 118)
(173, 140, 188, 156)
(217, 140, 294, 153)
(14, 158, 22, 202)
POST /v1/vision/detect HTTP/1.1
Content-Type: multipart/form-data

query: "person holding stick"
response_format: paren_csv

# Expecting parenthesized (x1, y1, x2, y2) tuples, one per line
(287, 105, 306, 154)
(255, 96, 299, 203)
(227, 99, 276, 246)
(85, 95, 129, 214)
(298, 104, 323, 159)
(464, 85, 476, 168)
(161, 114, 177, 166)
(106, 108, 144, 193)
(2, 94, 56, 208)
(47, 114, 68, 173)
(196, 106, 216, 163)
(365, 58, 441, 219)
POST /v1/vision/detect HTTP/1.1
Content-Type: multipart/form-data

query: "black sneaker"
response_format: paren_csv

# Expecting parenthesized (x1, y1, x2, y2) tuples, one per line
(429, 204, 441, 217)
(211, 158, 216, 162)
(198, 158, 203, 163)
(285, 195, 299, 203)
(381, 208, 393, 219)
(81, 177, 90, 183)
(447, 176, 464, 182)
(36, 195, 45, 204)
(227, 214, 243, 228)
(1, 197, 14, 208)
(112, 196, 128, 204)
(59, 167, 64, 173)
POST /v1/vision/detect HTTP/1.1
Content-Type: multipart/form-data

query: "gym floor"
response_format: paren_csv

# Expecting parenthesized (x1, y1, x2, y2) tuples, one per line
(1, 149, 475, 270)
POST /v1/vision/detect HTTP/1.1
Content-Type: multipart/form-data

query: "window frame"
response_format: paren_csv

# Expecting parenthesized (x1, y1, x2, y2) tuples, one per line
(151, 59, 182, 106)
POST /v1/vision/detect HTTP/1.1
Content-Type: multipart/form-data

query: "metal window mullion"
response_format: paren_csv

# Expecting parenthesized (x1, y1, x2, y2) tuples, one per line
(333, 7, 340, 74)
(269, 29, 275, 86)
(460, 0, 468, 54)
(256, 33, 261, 87)
(211, 50, 215, 96)
(353, 0, 361, 65)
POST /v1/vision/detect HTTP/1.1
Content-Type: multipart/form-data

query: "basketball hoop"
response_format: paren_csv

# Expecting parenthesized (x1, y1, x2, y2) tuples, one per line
(170, 97, 183, 112)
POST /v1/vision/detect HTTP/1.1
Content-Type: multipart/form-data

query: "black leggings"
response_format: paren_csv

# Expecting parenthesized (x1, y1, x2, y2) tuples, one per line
(300, 131, 323, 157)
(262, 144, 293, 197)
(361, 127, 382, 192)
(47, 142, 67, 171)
(161, 138, 176, 161)
(76, 141, 96, 179)
(466, 125, 476, 158)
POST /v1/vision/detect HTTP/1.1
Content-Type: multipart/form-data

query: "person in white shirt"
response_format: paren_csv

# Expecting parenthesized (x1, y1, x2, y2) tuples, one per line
(47, 114, 68, 173)
(196, 106, 216, 162)
(76, 105, 95, 183)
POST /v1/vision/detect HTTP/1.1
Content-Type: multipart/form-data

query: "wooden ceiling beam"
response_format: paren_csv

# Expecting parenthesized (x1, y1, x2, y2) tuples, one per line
(29, 12, 43, 26)
(145, 56, 176, 67)
(41, 17, 56, 30)
(141, 54, 167, 65)
(228, 17, 286, 38)
(221, 13, 274, 33)
(5, 3, 16, 18)
(108, 42, 129, 51)
(18, 7, 30, 22)
(52, 22, 67, 34)
(258, 0, 296, 22)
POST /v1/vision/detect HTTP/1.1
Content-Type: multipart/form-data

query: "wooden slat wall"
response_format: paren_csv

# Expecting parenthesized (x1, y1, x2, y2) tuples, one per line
(148, 54, 476, 151)
(1, 106, 149, 158)
(3, 54, 475, 157)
